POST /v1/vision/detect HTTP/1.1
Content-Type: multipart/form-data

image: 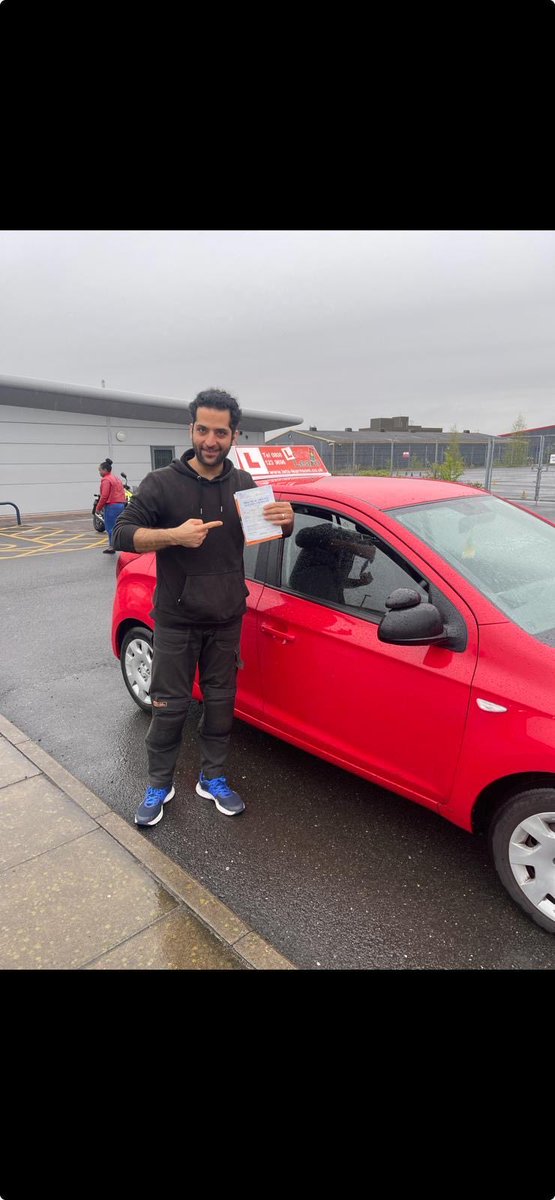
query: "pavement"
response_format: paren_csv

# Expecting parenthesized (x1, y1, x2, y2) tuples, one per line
(0, 713, 295, 970)
(0, 507, 295, 970)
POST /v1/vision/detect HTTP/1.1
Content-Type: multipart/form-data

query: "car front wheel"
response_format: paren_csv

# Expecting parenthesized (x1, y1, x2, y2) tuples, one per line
(120, 626, 153, 712)
(490, 789, 555, 933)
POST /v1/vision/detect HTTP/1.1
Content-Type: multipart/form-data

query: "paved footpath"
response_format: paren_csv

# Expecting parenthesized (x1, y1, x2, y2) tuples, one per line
(0, 714, 295, 970)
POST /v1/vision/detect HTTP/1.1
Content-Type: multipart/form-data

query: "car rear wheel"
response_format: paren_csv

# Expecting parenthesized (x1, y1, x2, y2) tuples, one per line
(490, 789, 555, 933)
(120, 626, 153, 712)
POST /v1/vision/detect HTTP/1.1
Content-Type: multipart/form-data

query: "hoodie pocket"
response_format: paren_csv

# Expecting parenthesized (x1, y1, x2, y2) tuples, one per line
(177, 572, 248, 623)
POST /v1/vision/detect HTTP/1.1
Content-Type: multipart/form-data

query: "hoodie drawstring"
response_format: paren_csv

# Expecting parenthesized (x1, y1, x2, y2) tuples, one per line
(197, 475, 224, 518)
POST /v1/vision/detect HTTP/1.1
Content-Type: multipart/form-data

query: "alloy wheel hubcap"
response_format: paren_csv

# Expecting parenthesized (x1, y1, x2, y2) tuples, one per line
(508, 811, 555, 922)
(124, 638, 152, 706)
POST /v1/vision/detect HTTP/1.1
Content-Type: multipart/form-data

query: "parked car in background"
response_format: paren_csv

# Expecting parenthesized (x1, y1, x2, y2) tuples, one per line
(112, 473, 555, 934)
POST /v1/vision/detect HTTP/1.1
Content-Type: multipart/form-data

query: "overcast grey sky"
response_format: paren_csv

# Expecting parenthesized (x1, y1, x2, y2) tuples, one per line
(1, 229, 554, 435)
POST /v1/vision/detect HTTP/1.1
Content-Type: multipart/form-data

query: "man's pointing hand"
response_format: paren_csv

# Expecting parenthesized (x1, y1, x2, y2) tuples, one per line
(174, 518, 223, 547)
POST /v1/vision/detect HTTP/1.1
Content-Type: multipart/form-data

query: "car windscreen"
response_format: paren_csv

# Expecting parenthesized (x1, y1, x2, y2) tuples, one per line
(390, 494, 555, 646)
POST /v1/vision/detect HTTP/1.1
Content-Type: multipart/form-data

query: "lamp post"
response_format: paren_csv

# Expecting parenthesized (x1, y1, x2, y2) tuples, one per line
(326, 440, 336, 472)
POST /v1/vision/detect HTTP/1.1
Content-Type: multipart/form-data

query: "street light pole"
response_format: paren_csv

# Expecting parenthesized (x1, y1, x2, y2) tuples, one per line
(320, 440, 336, 471)
(484, 437, 494, 491)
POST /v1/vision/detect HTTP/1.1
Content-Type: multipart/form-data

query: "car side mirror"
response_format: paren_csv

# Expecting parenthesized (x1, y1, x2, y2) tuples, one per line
(384, 587, 422, 610)
(378, 587, 450, 646)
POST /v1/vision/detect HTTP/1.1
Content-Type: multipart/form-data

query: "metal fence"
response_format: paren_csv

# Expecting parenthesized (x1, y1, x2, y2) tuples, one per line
(328, 439, 490, 474)
(483, 434, 555, 502)
(321, 433, 555, 504)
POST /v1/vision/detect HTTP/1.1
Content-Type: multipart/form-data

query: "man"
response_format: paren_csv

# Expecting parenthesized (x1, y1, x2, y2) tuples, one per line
(112, 388, 294, 826)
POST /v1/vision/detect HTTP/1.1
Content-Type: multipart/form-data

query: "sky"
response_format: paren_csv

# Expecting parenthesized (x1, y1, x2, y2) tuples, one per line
(1, 229, 554, 436)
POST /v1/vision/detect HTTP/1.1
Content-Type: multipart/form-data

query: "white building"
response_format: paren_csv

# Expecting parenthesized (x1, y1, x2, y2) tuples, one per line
(0, 374, 303, 516)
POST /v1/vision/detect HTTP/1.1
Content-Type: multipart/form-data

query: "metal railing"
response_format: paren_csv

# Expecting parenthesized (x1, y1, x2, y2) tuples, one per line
(0, 501, 22, 525)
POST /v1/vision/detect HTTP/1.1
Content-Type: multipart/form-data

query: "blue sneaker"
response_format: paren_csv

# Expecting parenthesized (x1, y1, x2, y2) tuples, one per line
(134, 784, 175, 826)
(196, 772, 245, 816)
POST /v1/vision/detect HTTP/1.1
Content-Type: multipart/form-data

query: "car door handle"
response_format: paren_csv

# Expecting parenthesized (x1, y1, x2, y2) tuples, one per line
(261, 622, 296, 643)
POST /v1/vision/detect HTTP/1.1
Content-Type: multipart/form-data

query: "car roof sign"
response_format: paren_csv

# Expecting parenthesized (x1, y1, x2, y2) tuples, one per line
(228, 444, 330, 478)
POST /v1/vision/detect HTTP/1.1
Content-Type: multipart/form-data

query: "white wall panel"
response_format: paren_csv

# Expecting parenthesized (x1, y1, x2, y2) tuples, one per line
(0, 481, 110, 513)
(0, 405, 107, 425)
(0, 403, 263, 515)
(0, 443, 110, 465)
(0, 407, 186, 513)
(0, 424, 186, 445)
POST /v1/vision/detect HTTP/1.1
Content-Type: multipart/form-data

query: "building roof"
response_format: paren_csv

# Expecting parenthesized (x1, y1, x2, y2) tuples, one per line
(497, 424, 555, 437)
(269, 427, 497, 444)
(0, 374, 303, 435)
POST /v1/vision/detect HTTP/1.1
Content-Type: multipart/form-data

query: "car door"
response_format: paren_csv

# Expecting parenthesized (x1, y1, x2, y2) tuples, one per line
(254, 497, 480, 807)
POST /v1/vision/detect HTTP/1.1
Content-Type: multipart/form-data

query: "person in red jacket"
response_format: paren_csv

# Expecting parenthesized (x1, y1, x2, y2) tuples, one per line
(96, 458, 126, 553)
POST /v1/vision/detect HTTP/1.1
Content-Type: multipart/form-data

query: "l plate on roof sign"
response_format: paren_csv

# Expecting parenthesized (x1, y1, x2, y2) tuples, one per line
(229, 444, 329, 477)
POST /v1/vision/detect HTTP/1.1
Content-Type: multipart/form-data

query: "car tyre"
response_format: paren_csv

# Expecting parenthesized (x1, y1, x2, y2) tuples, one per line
(489, 788, 555, 933)
(120, 625, 153, 713)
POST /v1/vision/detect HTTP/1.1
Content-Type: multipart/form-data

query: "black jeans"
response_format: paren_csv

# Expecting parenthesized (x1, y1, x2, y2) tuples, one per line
(145, 617, 243, 787)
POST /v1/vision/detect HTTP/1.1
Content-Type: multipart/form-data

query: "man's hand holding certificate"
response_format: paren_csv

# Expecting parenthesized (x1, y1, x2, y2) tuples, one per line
(234, 484, 293, 545)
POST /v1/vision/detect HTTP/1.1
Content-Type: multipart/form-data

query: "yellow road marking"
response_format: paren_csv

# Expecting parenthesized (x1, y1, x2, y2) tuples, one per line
(0, 533, 55, 544)
(46, 533, 90, 546)
(13, 544, 104, 557)
(0, 525, 108, 559)
(0, 543, 106, 559)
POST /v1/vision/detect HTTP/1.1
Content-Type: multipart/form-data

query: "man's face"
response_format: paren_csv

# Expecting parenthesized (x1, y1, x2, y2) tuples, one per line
(190, 406, 236, 468)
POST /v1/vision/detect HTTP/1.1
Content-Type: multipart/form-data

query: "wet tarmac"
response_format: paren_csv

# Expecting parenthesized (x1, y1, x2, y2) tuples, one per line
(2, 510, 555, 968)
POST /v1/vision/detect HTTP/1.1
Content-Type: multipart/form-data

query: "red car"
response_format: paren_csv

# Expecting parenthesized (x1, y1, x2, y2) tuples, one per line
(112, 474, 555, 934)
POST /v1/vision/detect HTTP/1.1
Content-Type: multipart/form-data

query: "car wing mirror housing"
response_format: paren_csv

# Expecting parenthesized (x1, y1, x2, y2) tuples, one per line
(378, 587, 452, 646)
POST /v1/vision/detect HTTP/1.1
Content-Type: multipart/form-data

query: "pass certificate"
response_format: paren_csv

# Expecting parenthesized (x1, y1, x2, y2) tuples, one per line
(234, 484, 283, 545)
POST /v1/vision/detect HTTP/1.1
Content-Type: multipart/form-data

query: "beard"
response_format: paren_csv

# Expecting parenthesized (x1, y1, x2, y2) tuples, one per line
(194, 442, 229, 468)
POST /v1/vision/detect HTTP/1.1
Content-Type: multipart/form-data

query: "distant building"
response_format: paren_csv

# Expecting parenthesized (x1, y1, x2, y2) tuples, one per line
(0, 374, 303, 515)
(267, 426, 497, 473)
(497, 422, 555, 465)
(360, 415, 443, 433)
(498, 423, 555, 439)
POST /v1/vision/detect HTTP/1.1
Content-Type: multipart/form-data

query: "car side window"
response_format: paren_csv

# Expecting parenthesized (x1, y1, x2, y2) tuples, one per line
(282, 506, 428, 619)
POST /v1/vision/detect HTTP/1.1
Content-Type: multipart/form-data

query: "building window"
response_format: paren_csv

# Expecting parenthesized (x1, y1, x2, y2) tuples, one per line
(151, 446, 175, 470)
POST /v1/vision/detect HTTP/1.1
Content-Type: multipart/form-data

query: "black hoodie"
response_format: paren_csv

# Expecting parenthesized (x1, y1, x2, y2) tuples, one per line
(112, 450, 257, 624)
